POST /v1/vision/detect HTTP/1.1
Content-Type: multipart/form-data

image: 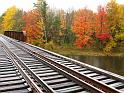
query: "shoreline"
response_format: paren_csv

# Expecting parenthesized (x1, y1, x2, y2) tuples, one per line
(44, 47, 124, 57)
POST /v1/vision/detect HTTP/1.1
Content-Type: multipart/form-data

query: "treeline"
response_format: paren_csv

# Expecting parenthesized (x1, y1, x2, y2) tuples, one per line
(0, 0, 124, 54)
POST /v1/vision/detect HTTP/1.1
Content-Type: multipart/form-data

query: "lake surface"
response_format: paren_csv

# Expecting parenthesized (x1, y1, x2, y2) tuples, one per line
(66, 55, 124, 76)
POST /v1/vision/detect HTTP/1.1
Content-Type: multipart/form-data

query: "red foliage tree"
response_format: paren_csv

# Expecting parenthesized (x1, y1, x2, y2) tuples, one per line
(96, 5, 111, 44)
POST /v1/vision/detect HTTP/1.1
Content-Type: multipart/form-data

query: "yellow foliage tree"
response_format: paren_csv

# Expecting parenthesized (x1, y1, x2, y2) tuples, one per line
(2, 6, 18, 31)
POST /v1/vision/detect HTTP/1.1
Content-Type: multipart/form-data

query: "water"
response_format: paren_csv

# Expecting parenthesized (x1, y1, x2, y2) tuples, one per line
(66, 55, 124, 76)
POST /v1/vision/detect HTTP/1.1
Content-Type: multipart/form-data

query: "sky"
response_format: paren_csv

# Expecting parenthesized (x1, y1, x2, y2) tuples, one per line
(0, 0, 124, 15)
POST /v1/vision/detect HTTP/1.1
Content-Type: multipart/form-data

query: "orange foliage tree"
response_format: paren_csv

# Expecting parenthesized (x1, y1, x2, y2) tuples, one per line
(72, 8, 95, 48)
(23, 9, 44, 45)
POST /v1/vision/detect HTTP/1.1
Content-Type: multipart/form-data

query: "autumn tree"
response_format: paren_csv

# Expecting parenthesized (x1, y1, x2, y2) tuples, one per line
(34, 0, 48, 43)
(2, 6, 18, 31)
(72, 8, 95, 48)
(104, 0, 124, 53)
(95, 5, 111, 49)
(23, 9, 44, 45)
(106, 0, 122, 36)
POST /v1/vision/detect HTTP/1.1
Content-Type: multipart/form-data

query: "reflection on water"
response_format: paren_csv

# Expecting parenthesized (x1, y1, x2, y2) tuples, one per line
(66, 55, 124, 76)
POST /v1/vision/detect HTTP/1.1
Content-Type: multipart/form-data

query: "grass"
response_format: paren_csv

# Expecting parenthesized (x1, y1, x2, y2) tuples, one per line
(32, 41, 124, 57)
(44, 45, 124, 56)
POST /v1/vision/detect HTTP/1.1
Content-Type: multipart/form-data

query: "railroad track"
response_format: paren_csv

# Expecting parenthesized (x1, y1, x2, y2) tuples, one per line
(0, 42, 33, 93)
(1, 35, 124, 93)
(0, 36, 103, 93)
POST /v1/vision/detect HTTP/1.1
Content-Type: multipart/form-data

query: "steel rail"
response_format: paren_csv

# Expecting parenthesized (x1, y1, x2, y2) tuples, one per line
(33, 45, 124, 81)
(0, 41, 43, 93)
(1, 36, 104, 93)
(5, 34, 124, 85)
(3, 35, 122, 93)
(23, 41, 124, 83)
(0, 40, 56, 93)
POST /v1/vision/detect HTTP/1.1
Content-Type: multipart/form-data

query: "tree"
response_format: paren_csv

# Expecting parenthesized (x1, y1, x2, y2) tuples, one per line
(34, 0, 48, 43)
(0, 13, 5, 33)
(64, 10, 75, 44)
(106, 0, 122, 36)
(23, 9, 44, 45)
(60, 10, 66, 30)
(12, 10, 25, 31)
(72, 8, 95, 48)
(59, 9, 75, 45)
(95, 5, 111, 49)
(104, 0, 124, 53)
(2, 6, 18, 31)
(51, 13, 61, 44)
(119, 4, 124, 32)
(42, 9, 62, 43)
(44, 9, 55, 41)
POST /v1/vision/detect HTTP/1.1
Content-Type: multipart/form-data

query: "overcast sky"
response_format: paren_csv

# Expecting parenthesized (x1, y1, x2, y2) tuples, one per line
(0, 0, 124, 15)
